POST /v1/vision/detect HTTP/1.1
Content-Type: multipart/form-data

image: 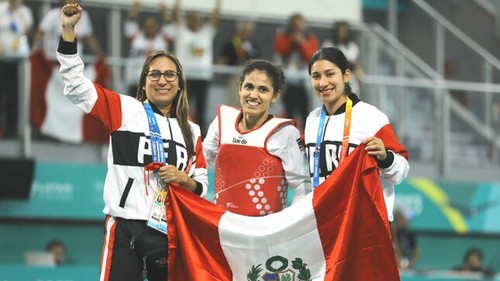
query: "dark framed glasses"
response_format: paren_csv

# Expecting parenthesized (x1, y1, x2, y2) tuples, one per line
(146, 70, 179, 82)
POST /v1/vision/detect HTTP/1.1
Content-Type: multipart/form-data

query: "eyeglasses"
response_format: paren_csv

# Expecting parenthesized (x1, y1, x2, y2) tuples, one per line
(146, 70, 179, 82)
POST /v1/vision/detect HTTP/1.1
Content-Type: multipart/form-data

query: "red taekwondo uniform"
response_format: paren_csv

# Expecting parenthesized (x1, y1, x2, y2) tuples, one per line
(203, 105, 311, 216)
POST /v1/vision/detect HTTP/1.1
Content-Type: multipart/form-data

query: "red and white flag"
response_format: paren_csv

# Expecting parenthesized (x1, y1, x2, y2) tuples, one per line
(166, 144, 400, 281)
(29, 51, 109, 143)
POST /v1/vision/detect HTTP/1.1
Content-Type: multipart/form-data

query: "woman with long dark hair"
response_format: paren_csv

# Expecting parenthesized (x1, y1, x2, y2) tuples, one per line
(304, 47, 409, 222)
(58, 4, 207, 280)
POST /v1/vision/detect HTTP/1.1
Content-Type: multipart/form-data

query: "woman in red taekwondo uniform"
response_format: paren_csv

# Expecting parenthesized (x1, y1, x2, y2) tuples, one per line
(58, 4, 207, 281)
(203, 59, 312, 216)
(304, 47, 409, 222)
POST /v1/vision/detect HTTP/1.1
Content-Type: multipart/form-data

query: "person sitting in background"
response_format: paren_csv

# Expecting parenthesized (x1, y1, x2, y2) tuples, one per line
(0, 0, 32, 57)
(124, 0, 174, 96)
(30, 0, 107, 143)
(0, 0, 33, 138)
(45, 240, 66, 266)
(452, 247, 495, 276)
(216, 20, 260, 66)
(322, 20, 364, 95)
(168, 0, 222, 136)
(391, 209, 419, 270)
(32, 0, 104, 59)
(273, 13, 319, 129)
(216, 20, 261, 107)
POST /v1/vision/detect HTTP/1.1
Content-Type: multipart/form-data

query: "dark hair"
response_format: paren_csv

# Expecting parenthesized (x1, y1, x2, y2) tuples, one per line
(46, 240, 66, 251)
(332, 21, 352, 44)
(308, 47, 353, 94)
(135, 51, 194, 156)
(286, 14, 301, 31)
(463, 247, 483, 263)
(238, 59, 286, 95)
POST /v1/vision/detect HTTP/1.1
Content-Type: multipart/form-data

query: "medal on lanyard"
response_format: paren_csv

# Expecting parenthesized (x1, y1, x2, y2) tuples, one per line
(312, 97, 353, 189)
(143, 101, 168, 234)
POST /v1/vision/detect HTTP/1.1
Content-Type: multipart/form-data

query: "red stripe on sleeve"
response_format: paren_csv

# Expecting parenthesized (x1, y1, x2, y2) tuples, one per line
(90, 84, 123, 133)
(376, 124, 409, 160)
(194, 136, 206, 169)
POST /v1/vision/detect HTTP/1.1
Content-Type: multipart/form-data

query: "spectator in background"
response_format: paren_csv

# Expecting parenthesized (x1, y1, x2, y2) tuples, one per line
(0, 0, 33, 138)
(45, 240, 66, 266)
(216, 20, 260, 107)
(273, 13, 319, 129)
(124, 0, 174, 96)
(0, 0, 32, 56)
(168, 0, 222, 136)
(452, 247, 495, 276)
(216, 20, 260, 66)
(391, 209, 419, 271)
(30, 0, 108, 143)
(322, 20, 364, 95)
(32, 0, 103, 59)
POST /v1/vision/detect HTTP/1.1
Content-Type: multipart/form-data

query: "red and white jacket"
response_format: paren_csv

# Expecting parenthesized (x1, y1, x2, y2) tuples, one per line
(57, 42, 207, 221)
(304, 94, 409, 221)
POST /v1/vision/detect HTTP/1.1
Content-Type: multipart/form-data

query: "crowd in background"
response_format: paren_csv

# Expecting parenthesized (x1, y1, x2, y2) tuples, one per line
(0, 0, 364, 140)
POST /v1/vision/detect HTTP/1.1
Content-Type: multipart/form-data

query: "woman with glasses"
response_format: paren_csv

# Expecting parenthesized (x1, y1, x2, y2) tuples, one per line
(203, 59, 311, 217)
(58, 4, 207, 280)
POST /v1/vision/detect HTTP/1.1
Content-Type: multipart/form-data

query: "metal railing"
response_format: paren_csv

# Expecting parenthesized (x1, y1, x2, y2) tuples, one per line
(367, 1, 500, 175)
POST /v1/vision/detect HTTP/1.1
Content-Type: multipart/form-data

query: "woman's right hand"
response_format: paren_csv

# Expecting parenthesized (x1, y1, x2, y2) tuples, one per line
(60, 3, 82, 41)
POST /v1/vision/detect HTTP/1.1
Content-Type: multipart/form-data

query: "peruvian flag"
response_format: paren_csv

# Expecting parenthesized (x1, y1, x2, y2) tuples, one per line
(167, 144, 400, 281)
(29, 51, 109, 143)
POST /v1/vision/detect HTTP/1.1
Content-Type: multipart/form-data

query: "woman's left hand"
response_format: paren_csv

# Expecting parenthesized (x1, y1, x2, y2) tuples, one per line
(363, 136, 387, 161)
(158, 165, 188, 185)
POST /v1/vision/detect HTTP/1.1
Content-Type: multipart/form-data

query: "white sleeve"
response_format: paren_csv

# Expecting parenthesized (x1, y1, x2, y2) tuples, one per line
(267, 125, 312, 203)
(379, 151, 410, 185)
(57, 52, 98, 114)
(202, 117, 219, 167)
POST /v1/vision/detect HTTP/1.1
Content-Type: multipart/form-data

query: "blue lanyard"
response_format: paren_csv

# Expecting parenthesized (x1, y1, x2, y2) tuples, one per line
(312, 106, 327, 188)
(143, 101, 166, 164)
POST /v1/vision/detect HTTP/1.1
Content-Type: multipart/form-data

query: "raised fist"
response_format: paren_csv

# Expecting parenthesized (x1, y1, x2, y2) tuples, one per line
(61, 3, 82, 29)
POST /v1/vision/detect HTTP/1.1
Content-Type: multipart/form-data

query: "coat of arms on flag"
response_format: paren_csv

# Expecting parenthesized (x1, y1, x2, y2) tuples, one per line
(247, 256, 311, 281)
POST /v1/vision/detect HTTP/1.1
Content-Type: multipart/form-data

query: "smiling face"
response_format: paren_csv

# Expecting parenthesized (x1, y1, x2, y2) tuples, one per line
(239, 70, 279, 125)
(144, 56, 180, 115)
(310, 59, 350, 114)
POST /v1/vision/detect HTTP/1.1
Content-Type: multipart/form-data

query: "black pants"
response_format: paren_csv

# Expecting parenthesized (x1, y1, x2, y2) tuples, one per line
(100, 217, 167, 281)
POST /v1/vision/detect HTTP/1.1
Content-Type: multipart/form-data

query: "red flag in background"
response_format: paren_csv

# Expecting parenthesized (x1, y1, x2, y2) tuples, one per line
(29, 51, 109, 143)
(166, 145, 400, 281)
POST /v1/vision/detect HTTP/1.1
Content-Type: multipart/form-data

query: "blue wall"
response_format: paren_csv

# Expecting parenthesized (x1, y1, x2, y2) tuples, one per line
(1, 160, 499, 279)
